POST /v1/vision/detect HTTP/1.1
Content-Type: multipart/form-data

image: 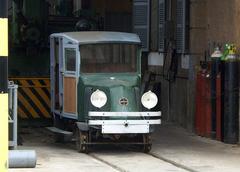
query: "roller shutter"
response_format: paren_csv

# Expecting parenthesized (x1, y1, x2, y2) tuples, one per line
(176, 0, 187, 53)
(133, 0, 150, 52)
(158, 0, 166, 52)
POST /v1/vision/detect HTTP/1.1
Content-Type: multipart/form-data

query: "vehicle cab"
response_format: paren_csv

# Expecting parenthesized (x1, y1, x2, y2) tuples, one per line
(50, 32, 161, 152)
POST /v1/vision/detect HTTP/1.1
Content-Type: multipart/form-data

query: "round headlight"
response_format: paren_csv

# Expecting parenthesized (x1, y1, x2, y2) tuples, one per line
(141, 91, 158, 109)
(90, 89, 107, 108)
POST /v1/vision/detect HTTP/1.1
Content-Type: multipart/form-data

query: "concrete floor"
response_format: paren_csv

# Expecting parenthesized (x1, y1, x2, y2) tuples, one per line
(9, 123, 240, 172)
(151, 124, 240, 172)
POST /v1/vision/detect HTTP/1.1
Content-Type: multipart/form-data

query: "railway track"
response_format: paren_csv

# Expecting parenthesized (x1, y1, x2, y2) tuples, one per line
(65, 138, 195, 172)
(17, 128, 196, 172)
(88, 153, 126, 172)
(88, 151, 194, 172)
(82, 145, 197, 172)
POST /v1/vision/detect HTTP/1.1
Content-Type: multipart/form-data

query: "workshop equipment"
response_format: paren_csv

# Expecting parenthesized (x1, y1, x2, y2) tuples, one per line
(223, 45, 239, 144)
(216, 73, 222, 141)
(9, 150, 37, 168)
(195, 64, 211, 137)
(210, 47, 222, 139)
(195, 69, 205, 136)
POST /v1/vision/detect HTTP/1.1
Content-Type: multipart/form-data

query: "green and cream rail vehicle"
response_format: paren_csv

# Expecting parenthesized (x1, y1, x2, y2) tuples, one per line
(50, 32, 161, 153)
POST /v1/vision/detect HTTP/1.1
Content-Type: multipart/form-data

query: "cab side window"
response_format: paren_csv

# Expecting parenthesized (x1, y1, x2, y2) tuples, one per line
(65, 48, 76, 72)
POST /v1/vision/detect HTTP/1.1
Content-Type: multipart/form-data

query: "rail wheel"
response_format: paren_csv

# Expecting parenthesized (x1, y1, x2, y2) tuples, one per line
(76, 129, 89, 153)
(142, 134, 152, 153)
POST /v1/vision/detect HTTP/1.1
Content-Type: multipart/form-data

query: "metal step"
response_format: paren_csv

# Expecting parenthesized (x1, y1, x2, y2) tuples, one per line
(46, 127, 73, 135)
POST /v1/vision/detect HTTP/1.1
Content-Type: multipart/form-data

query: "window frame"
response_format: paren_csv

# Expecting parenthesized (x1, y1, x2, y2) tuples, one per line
(79, 43, 140, 74)
(63, 46, 78, 75)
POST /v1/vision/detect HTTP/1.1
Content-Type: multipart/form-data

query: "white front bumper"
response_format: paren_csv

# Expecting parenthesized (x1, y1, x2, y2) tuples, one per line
(88, 111, 161, 134)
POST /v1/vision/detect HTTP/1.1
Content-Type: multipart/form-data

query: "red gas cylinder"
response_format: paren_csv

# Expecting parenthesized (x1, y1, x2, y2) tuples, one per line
(195, 71, 204, 135)
(204, 72, 212, 138)
(216, 73, 222, 141)
(195, 69, 212, 137)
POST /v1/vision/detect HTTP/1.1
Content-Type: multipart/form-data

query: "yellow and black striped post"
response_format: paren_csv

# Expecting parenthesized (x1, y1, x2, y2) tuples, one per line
(0, 0, 8, 171)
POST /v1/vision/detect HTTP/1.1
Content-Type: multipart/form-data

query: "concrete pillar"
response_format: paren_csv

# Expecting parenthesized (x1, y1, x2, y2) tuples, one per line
(0, 0, 9, 171)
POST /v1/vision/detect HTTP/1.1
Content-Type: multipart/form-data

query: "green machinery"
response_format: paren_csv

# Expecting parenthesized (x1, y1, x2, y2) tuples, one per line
(10, 0, 51, 77)
(9, 0, 100, 77)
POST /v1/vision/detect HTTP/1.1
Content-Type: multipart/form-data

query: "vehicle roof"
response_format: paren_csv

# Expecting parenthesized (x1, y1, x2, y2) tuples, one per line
(50, 31, 141, 44)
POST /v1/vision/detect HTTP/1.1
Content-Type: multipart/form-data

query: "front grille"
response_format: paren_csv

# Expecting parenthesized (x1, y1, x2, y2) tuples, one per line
(119, 97, 129, 106)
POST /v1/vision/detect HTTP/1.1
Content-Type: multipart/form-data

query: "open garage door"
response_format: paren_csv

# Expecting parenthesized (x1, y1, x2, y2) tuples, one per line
(133, 0, 150, 52)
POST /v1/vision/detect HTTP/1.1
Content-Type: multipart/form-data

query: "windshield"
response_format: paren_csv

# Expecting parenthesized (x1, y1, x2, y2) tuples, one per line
(80, 43, 138, 73)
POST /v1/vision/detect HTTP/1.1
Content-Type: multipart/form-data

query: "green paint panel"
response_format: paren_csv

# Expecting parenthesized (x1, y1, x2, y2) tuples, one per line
(77, 74, 141, 121)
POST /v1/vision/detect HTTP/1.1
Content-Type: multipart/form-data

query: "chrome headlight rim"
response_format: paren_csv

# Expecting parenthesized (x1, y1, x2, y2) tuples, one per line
(141, 90, 158, 109)
(90, 89, 107, 108)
